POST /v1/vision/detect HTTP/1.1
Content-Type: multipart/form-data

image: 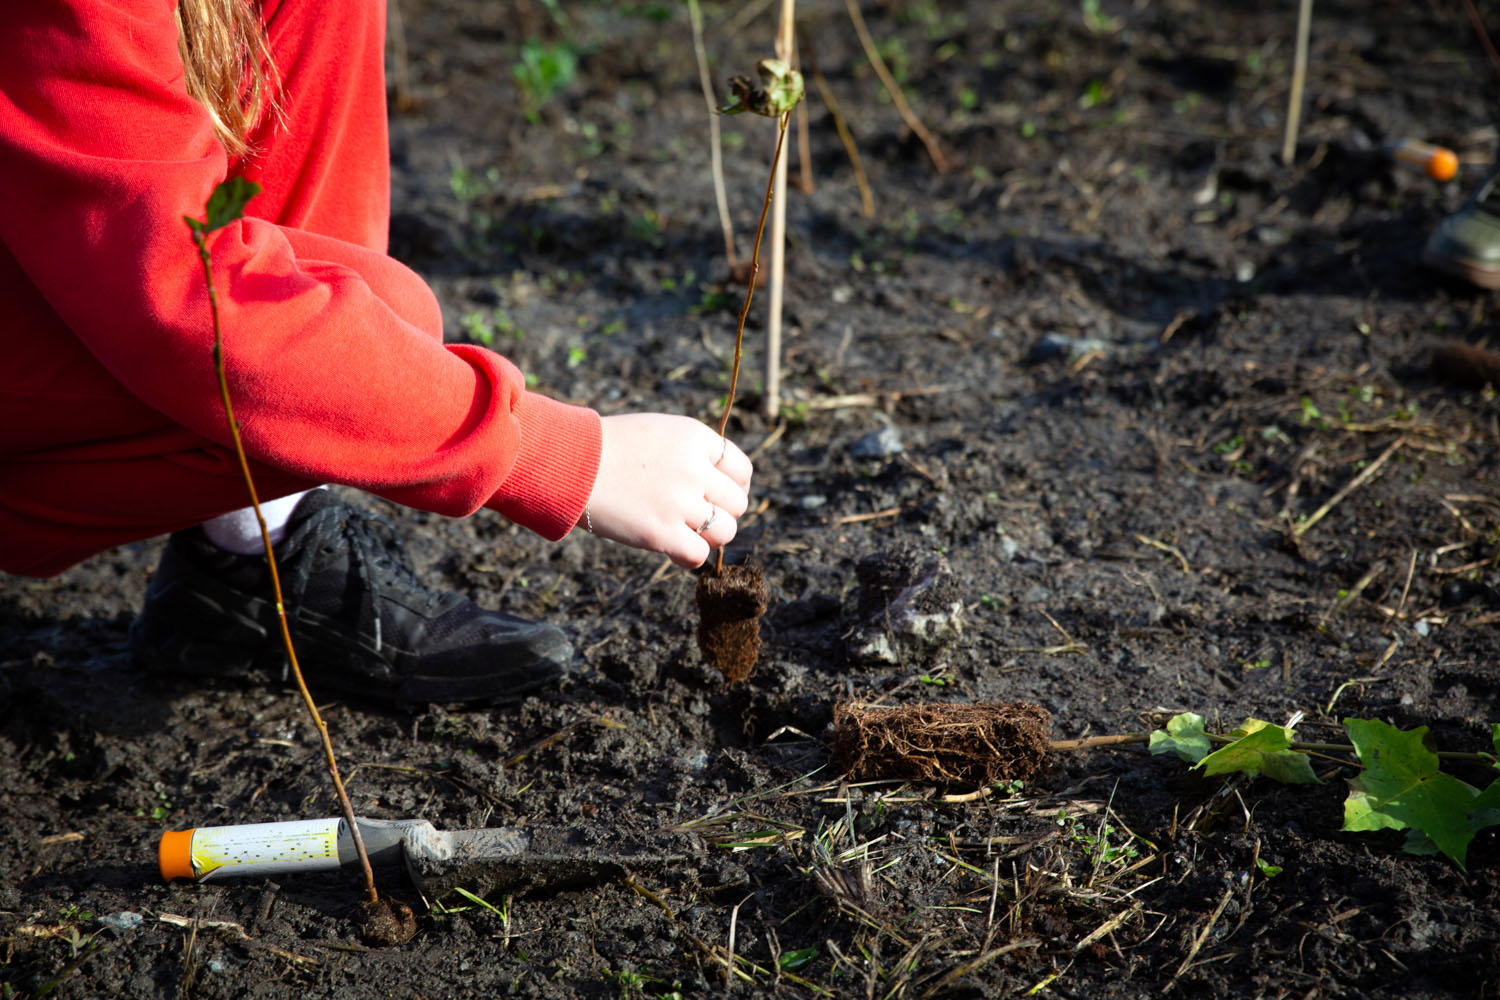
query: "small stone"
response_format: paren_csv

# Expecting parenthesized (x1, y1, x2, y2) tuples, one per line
(849, 426, 903, 459)
(1029, 331, 1109, 362)
(99, 911, 143, 933)
(847, 545, 965, 665)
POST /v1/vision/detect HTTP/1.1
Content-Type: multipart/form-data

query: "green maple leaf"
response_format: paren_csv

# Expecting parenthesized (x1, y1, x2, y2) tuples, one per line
(1148, 712, 1212, 764)
(1342, 718, 1482, 868)
(1196, 718, 1320, 784)
(1473, 779, 1500, 831)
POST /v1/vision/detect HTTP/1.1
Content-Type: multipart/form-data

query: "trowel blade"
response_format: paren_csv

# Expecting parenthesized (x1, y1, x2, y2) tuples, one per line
(401, 823, 702, 901)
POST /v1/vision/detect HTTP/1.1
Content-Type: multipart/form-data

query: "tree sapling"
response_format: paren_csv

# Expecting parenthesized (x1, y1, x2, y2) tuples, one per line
(693, 57, 804, 685)
(185, 179, 414, 945)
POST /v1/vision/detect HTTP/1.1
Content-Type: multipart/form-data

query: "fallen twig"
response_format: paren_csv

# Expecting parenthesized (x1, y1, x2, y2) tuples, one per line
(1292, 436, 1405, 538)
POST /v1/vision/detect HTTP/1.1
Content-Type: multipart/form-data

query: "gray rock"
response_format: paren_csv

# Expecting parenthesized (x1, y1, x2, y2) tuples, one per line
(847, 544, 965, 665)
(849, 426, 903, 459)
(1030, 331, 1109, 362)
(100, 911, 144, 933)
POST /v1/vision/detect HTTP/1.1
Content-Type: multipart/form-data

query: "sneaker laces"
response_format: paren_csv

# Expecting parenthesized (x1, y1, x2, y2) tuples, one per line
(278, 501, 439, 655)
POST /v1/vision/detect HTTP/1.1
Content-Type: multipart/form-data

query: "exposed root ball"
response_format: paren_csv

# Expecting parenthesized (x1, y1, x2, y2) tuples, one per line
(695, 563, 769, 685)
(351, 895, 417, 947)
(832, 701, 1052, 787)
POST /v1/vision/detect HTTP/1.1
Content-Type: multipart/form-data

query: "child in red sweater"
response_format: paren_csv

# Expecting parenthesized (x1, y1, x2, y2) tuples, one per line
(0, 0, 752, 705)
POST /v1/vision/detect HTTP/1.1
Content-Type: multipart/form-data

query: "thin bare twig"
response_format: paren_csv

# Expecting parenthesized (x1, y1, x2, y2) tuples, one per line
(804, 33, 874, 217)
(687, 0, 737, 270)
(843, 0, 949, 173)
(1460, 0, 1500, 85)
(1292, 436, 1405, 538)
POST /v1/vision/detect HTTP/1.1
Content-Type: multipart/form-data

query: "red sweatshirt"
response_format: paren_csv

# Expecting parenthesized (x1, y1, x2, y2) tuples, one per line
(0, 0, 601, 573)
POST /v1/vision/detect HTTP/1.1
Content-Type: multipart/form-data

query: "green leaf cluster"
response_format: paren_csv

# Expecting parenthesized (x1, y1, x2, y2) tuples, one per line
(719, 59, 805, 117)
(1149, 714, 1500, 867)
(1341, 719, 1500, 869)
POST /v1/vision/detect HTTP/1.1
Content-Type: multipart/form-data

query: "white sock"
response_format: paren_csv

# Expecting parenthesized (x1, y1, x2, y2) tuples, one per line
(200, 488, 320, 554)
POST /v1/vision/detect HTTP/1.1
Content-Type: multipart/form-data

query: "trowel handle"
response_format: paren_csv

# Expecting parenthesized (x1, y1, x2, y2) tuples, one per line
(158, 817, 429, 883)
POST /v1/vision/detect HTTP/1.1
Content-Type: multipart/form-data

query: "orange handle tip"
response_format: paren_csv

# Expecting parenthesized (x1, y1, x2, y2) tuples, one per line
(1388, 139, 1458, 182)
(158, 828, 197, 882)
(1428, 148, 1459, 182)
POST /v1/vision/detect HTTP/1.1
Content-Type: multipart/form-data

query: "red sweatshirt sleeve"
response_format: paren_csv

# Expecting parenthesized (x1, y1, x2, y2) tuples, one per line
(0, 0, 601, 541)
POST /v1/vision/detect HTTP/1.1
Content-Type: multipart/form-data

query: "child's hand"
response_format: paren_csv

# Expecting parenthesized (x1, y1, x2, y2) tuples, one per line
(581, 413, 754, 568)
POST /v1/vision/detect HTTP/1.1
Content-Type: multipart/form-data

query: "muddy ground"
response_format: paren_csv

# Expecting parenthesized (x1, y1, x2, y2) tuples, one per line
(4, 0, 1500, 996)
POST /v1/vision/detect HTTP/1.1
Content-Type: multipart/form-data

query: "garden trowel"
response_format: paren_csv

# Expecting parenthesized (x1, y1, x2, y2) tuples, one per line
(159, 816, 700, 901)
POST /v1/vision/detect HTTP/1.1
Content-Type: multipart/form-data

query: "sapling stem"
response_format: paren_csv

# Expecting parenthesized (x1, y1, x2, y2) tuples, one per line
(187, 182, 379, 907)
(1047, 730, 1495, 764)
(715, 111, 790, 574)
(713, 55, 803, 573)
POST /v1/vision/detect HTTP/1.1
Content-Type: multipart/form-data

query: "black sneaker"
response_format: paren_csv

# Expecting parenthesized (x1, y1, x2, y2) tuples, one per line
(129, 490, 573, 706)
(1424, 163, 1500, 289)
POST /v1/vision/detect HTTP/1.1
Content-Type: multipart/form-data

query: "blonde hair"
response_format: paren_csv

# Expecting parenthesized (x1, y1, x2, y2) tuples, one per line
(174, 0, 275, 156)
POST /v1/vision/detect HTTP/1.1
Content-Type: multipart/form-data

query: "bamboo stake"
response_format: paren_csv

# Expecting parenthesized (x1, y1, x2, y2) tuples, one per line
(765, 0, 795, 420)
(1281, 0, 1313, 165)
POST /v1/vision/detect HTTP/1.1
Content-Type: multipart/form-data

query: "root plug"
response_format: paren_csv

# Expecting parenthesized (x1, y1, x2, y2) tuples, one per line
(832, 701, 1052, 786)
(695, 563, 769, 685)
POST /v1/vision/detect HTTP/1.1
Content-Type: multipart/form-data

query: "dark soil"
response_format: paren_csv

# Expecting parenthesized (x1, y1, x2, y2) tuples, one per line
(5, 1, 1500, 996)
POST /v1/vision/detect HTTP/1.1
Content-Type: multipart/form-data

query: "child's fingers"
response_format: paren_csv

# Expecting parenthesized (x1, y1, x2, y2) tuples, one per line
(709, 436, 754, 488)
(704, 471, 749, 518)
(670, 532, 712, 569)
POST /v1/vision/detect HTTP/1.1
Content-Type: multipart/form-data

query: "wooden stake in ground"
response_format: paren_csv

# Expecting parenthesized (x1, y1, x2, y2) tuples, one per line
(1281, 0, 1313, 165)
(765, 0, 795, 421)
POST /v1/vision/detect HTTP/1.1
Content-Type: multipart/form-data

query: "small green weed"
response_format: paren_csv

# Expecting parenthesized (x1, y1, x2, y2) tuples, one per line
(1081, 0, 1122, 34)
(459, 308, 523, 347)
(514, 41, 578, 123)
